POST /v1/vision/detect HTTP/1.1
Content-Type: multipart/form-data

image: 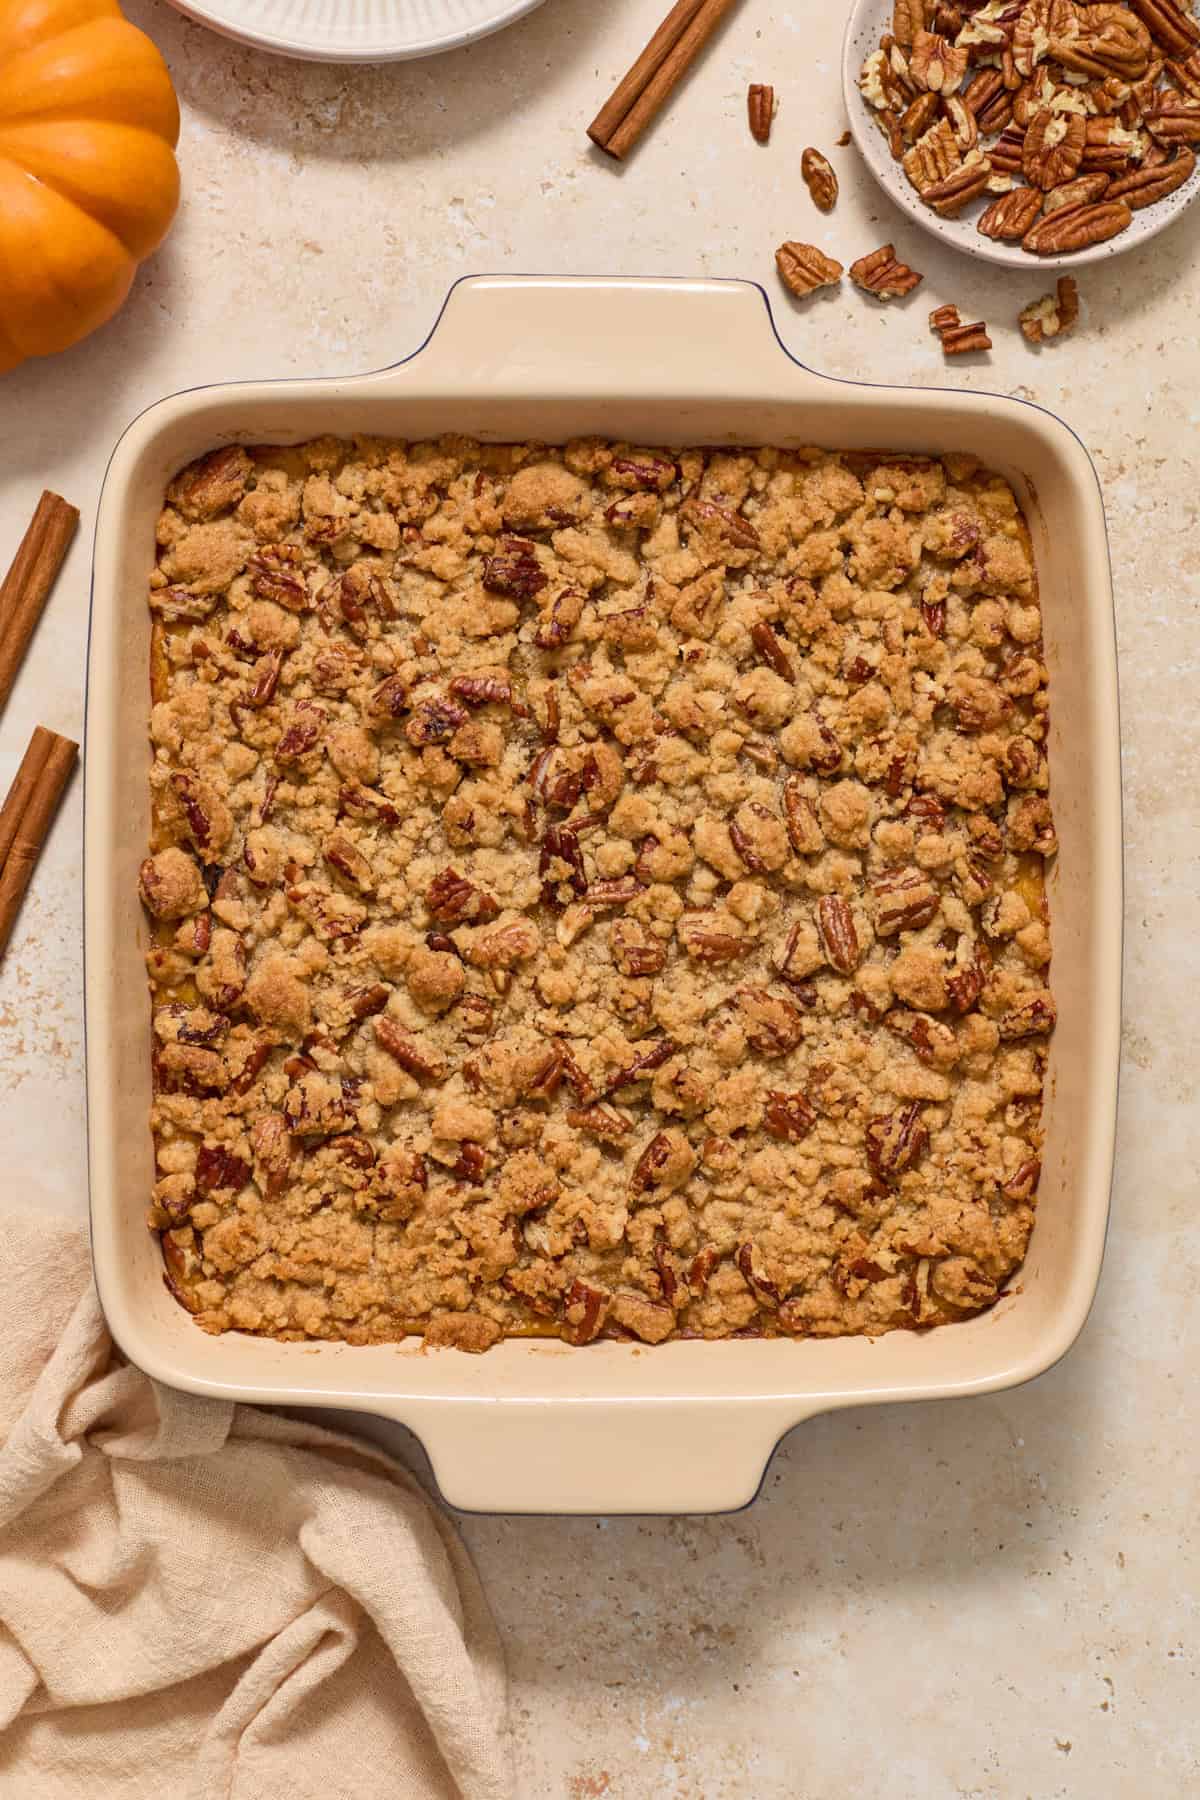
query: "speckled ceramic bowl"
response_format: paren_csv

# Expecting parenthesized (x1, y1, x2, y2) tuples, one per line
(842, 0, 1200, 271)
(165, 0, 547, 62)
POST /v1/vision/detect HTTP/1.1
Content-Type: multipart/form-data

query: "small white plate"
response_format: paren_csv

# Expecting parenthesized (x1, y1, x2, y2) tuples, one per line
(841, 0, 1200, 270)
(166, 0, 548, 62)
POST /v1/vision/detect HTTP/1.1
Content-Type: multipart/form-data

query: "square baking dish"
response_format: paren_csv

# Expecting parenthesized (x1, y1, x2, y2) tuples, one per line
(86, 276, 1121, 1514)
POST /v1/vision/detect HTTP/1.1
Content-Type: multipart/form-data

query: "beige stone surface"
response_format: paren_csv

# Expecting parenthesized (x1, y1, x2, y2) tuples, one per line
(1, 0, 1197, 1794)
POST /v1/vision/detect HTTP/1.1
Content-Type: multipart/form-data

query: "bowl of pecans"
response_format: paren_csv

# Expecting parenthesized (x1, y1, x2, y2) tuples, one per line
(842, 0, 1200, 267)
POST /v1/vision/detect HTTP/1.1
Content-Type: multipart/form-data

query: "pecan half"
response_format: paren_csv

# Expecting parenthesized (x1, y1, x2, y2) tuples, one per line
(901, 91, 942, 140)
(1022, 197, 1133, 249)
(978, 184, 1044, 237)
(1024, 109, 1087, 186)
(748, 83, 776, 142)
(1106, 142, 1196, 199)
(750, 619, 795, 680)
(1019, 274, 1081, 340)
(448, 673, 525, 712)
(909, 28, 969, 91)
(815, 894, 861, 974)
(776, 241, 845, 297)
(965, 67, 1014, 132)
(894, 0, 930, 45)
(1145, 91, 1200, 140)
(902, 116, 960, 192)
(872, 866, 940, 934)
(783, 779, 825, 855)
(937, 316, 993, 353)
(801, 146, 840, 209)
(865, 1102, 929, 1178)
(1129, 0, 1200, 55)
(850, 243, 924, 298)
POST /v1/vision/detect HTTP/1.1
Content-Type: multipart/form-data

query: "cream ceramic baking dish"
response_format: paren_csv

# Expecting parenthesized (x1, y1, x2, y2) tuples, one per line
(85, 276, 1121, 1515)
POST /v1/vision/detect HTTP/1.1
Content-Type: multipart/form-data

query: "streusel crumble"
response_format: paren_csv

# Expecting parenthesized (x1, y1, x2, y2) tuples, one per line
(141, 435, 1055, 1351)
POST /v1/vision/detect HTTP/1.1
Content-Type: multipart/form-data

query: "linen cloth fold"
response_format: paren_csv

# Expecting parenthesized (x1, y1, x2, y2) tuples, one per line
(0, 1206, 511, 1800)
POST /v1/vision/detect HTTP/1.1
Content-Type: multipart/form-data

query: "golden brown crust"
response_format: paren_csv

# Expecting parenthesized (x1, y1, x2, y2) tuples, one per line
(143, 436, 1054, 1350)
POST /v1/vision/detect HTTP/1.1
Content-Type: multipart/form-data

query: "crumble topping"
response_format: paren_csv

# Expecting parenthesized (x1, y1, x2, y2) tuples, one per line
(142, 435, 1055, 1350)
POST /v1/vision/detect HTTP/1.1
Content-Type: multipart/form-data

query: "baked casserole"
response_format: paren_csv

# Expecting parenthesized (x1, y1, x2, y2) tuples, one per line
(139, 434, 1056, 1350)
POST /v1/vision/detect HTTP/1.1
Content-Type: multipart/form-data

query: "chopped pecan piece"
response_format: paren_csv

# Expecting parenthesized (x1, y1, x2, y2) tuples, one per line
(194, 1144, 251, 1195)
(373, 1018, 447, 1081)
(937, 316, 993, 354)
(338, 782, 401, 827)
(166, 445, 251, 520)
(750, 620, 795, 681)
(561, 1279, 611, 1346)
(405, 694, 469, 746)
(149, 585, 216, 623)
(274, 701, 326, 764)
(763, 1089, 817, 1140)
(748, 82, 776, 142)
(850, 243, 924, 299)
(465, 919, 541, 970)
(1019, 275, 1081, 341)
(677, 914, 748, 963)
(368, 672, 410, 720)
(566, 1103, 633, 1143)
(601, 1038, 678, 1098)
(482, 537, 546, 599)
(998, 988, 1057, 1036)
(736, 1242, 782, 1309)
(323, 833, 374, 893)
(737, 987, 805, 1057)
(629, 1128, 696, 1197)
(783, 778, 825, 855)
(775, 241, 845, 297)
(427, 867, 500, 925)
(248, 544, 308, 611)
(801, 146, 839, 209)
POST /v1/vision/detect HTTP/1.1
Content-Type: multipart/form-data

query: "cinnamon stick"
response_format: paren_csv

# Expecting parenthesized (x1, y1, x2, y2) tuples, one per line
(0, 492, 79, 716)
(589, 0, 745, 160)
(0, 726, 78, 961)
(588, 0, 708, 150)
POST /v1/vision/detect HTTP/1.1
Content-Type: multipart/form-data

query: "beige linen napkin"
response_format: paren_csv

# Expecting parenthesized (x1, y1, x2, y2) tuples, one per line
(0, 1205, 511, 1800)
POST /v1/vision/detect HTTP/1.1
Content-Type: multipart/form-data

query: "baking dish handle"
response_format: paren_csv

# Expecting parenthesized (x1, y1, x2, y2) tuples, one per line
(387, 1396, 816, 1515)
(372, 273, 818, 398)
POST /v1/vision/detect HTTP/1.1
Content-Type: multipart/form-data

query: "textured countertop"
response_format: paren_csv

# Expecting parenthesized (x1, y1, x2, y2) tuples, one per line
(2, 1, 1197, 1794)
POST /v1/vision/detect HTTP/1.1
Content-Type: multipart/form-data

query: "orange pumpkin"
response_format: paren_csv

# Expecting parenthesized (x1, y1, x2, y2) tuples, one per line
(0, 0, 180, 375)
